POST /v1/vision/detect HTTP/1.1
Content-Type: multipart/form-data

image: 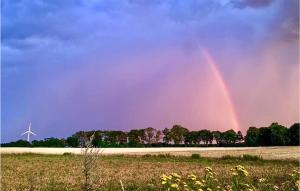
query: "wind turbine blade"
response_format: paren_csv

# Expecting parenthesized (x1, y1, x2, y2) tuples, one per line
(21, 131, 29, 135)
(30, 131, 37, 136)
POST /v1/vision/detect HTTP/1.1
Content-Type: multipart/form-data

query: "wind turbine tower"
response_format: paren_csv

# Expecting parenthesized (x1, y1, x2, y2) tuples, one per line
(21, 122, 36, 142)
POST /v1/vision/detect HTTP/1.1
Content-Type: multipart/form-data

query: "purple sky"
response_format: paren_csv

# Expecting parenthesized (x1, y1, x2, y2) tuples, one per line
(2, 0, 299, 142)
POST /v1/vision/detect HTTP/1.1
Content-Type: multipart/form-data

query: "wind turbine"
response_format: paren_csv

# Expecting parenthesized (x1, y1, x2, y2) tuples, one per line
(21, 122, 36, 142)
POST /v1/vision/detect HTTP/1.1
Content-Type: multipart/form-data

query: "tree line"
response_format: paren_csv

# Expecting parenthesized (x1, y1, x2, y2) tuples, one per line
(2, 122, 299, 147)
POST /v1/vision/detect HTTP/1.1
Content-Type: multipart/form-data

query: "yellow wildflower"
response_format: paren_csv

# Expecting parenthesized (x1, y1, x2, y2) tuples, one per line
(171, 183, 179, 188)
(195, 180, 203, 186)
(188, 174, 197, 181)
(171, 173, 181, 179)
(258, 178, 266, 183)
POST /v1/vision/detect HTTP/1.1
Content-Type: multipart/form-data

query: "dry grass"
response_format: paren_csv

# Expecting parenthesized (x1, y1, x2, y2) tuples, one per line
(1, 153, 299, 191)
(1, 146, 299, 160)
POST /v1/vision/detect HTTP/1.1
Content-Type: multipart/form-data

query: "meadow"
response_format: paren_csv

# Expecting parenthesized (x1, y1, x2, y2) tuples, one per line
(1, 149, 299, 191)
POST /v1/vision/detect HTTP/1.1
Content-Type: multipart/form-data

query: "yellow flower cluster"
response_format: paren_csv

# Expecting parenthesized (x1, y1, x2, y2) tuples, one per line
(161, 167, 220, 191)
(231, 165, 249, 177)
(160, 166, 299, 191)
(160, 173, 181, 190)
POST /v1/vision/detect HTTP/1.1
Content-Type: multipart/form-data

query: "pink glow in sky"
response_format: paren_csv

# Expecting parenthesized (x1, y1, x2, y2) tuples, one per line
(202, 48, 240, 132)
(2, 0, 299, 141)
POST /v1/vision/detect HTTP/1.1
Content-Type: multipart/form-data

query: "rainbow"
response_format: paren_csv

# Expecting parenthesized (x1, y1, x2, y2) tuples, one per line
(202, 48, 240, 132)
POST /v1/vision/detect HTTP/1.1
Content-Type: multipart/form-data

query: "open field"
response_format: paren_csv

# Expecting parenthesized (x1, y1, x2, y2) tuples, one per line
(1, 146, 300, 159)
(1, 153, 299, 191)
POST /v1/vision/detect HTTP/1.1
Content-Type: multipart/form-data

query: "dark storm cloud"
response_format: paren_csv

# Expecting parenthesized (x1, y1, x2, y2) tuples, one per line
(230, 0, 275, 9)
(2, 0, 83, 46)
(272, 0, 299, 42)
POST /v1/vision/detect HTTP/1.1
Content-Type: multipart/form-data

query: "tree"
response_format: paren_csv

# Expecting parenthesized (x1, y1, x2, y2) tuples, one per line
(155, 130, 162, 143)
(128, 129, 144, 147)
(1, 140, 31, 147)
(221, 129, 238, 144)
(170, 125, 189, 144)
(184, 131, 199, 144)
(102, 131, 128, 146)
(116, 131, 128, 145)
(43, 137, 65, 147)
(258, 127, 271, 146)
(270, 123, 289, 146)
(91, 131, 102, 147)
(289, 123, 299, 146)
(237, 131, 244, 143)
(162, 128, 171, 144)
(66, 136, 79, 147)
(245, 127, 259, 146)
(31, 140, 42, 147)
(74, 131, 88, 147)
(143, 127, 161, 144)
(212, 131, 221, 145)
(199, 130, 213, 145)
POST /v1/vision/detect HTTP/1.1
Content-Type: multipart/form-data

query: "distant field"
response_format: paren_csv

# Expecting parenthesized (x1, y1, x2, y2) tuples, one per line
(1, 146, 299, 159)
(1, 152, 299, 191)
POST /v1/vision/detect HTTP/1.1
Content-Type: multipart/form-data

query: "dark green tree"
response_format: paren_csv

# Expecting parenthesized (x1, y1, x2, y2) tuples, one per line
(289, 123, 299, 146)
(128, 129, 144, 147)
(1, 140, 32, 147)
(270, 123, 289, 146)
(258, 127, 272, 146)
(245, 127, 259, 146)
(237, 131, 244, 143)
(91, 131, 102, 147)
(162, 128, 171, 144)
(43, 137, 65, 147)
(184, 131, 199, 144)
(66, 136, 80, 147)
(212, 131, 221, 145)
(199, 130, 213, 145)
(221, 129, 238, 144)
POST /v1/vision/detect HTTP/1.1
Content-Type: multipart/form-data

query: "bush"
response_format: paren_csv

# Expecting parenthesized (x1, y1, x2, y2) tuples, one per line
(62, 152, 73, 156)
(157, 153, 173, 158)
(191, 153, 201, 159)
(221, 155, 239, 160)
(221, 155, 263, 162)
(242, 154, 263, 161)
(142, 154, 152, 158)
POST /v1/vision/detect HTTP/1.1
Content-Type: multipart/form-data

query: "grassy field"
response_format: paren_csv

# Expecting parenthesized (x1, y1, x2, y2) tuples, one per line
(1, 146, 299, 160)
(1, 152, 299, 191)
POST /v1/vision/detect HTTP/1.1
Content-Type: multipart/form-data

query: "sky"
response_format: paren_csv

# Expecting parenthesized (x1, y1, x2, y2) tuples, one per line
(1, 0, 299, 142)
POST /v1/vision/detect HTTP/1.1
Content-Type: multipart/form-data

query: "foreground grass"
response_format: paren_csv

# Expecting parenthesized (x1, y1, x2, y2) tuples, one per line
(1, 153, 299, 191)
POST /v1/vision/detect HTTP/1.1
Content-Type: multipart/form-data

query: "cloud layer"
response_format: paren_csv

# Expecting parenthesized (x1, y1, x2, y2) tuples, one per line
(2, 0, 299, 142)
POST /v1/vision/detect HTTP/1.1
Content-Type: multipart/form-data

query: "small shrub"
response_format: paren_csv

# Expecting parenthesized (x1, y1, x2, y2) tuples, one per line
(191, 153, 201, 159)
(114, 154, 124, 158)
(242, 154, 263, 161)
(142, 154, 152, 158)
(221, 155, 239, 160)
(81, 134, 102, 191)
(157, 153, 172, 158)
(62, 152, 73, 156)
